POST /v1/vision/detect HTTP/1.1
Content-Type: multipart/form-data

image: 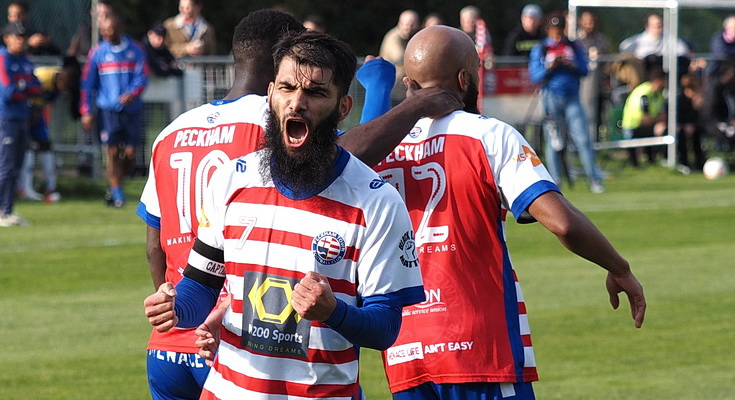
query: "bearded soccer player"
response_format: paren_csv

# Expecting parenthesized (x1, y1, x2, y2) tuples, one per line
(138, 9, 459, 400)
(137, 11, 307, 400)
(373, 26, 646, 399)
(143, 30, 426, 399)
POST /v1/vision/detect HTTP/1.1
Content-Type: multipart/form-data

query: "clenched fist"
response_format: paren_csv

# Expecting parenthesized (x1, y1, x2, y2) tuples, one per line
(144, 282, 178, 332)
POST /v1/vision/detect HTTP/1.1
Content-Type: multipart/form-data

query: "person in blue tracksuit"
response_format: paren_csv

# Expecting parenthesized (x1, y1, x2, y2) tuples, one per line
(0, 22, 41, 227)
(81, 16, 148, 207)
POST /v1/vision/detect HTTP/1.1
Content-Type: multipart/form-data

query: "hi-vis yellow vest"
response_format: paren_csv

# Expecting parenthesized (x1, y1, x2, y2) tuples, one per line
(622, 81, 664, 130)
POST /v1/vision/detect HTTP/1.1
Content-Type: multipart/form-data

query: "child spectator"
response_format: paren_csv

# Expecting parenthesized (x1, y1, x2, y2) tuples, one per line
(17, 57, 81, 203)
(143, 23, 183, 78)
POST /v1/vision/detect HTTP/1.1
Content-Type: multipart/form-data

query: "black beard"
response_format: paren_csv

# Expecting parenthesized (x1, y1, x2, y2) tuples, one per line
(259, 107, 340, 197)
(463, 76, 480, 114)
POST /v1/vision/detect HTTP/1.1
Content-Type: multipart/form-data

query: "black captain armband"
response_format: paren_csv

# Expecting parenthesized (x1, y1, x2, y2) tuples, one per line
(183, 239, 226, 290)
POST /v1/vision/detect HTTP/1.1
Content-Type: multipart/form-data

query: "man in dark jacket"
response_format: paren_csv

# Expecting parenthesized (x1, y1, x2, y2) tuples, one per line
(503, 3, 545, 57)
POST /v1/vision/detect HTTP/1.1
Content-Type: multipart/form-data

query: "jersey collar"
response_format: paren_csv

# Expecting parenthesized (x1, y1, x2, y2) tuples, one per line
(210, 94, 253, 106)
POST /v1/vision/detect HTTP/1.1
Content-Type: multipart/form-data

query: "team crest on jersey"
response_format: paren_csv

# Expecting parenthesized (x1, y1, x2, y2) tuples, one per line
(409, 126, 422, 138)
(207, 111, 220, 124)
(312, 231, 346, 265)
(369, 177, 387, 189)
(517, 145, 542, 167)
(399, 231, 419, 268)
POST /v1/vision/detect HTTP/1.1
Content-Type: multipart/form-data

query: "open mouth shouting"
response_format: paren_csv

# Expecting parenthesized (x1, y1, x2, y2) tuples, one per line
(284, 116, 310, 149)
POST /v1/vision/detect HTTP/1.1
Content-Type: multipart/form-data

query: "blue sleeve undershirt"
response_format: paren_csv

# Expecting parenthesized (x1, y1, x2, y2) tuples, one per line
(357, 58, 396, 124)
(173, 276, 219, 328)
(323, 286, 424, 351)
(324, 297, 402, 351)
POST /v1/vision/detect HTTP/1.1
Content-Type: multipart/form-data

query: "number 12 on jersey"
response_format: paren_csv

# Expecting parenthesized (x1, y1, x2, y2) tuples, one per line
(379, 162, 449, 247)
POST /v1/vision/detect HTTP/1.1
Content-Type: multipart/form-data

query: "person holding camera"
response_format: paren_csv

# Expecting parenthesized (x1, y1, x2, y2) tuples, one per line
(529, 11, 604, 193)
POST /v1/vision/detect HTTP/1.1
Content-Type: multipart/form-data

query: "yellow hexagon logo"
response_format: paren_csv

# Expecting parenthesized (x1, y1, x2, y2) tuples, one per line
(247, 277, 301, 324)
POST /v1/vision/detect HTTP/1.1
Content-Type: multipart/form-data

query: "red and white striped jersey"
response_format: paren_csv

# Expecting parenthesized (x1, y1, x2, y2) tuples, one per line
(138, 95, 267, 353)
(191, 148, 424, 399)
(373, 111, 559, 392)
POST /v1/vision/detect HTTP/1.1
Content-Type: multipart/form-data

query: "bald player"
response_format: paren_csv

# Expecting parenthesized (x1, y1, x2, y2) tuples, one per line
(373, 25, 646, 400)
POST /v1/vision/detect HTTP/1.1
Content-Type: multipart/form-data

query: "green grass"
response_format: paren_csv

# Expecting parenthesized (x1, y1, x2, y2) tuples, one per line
(1, 164, 734, 399)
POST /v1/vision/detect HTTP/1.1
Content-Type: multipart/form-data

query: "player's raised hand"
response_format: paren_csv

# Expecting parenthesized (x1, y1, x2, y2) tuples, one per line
(291, 271, 337, 322)
(606, 271, 646, 328)
(403, 77, 464, 119)
(144, 282, 178, 332)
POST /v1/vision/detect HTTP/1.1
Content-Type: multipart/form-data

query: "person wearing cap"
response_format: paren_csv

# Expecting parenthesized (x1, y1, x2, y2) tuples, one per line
(143, 22, 183, 78)
(503, 3, 545, 57)
(0, 21, 42, 227)
(529, 12, 605, 193)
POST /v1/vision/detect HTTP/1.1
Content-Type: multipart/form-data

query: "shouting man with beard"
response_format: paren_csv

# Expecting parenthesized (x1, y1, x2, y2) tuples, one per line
(143, 31, 425, 400)
(373, 26, 646, 400)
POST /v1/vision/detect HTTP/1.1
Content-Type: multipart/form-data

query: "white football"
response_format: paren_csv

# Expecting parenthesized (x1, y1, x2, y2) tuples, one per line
(703, 157, 729, 180)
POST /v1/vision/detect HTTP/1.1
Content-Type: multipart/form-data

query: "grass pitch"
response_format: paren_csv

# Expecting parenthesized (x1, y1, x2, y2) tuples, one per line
(1, 164, 733, 399)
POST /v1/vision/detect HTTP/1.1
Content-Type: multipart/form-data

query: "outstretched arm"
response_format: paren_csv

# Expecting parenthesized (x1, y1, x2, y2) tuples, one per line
(528, 191, 646, 328)
(337, 79, 463, 167)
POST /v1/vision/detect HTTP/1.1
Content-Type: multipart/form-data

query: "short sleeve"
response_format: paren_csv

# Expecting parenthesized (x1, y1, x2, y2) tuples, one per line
(486, 121, 559, 222)
(356, 187, 424, 307)
(137, 144, 162, 229)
